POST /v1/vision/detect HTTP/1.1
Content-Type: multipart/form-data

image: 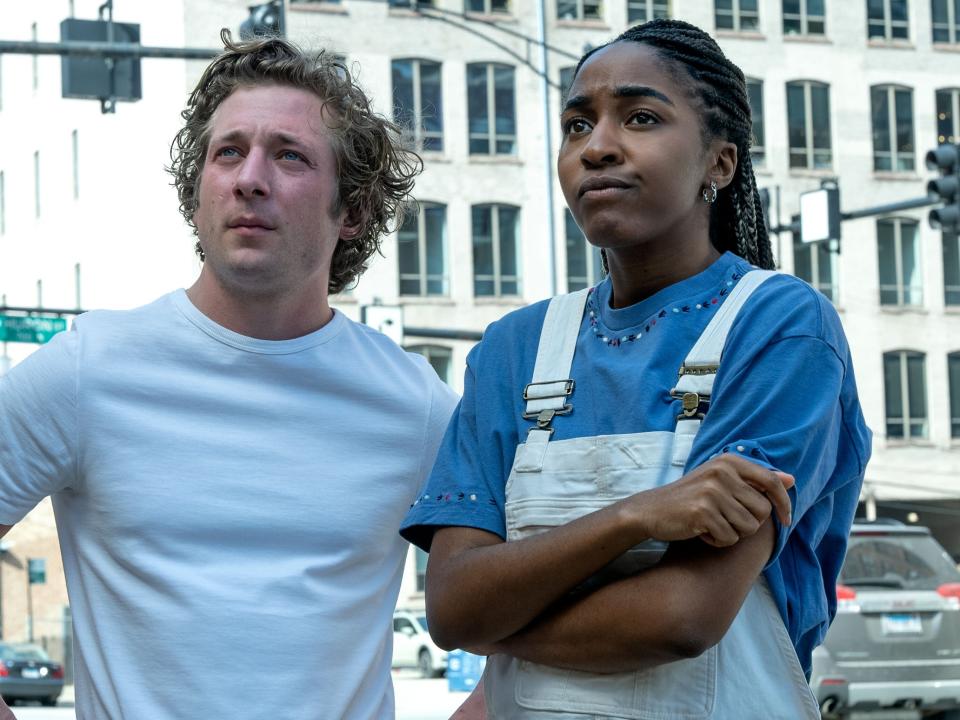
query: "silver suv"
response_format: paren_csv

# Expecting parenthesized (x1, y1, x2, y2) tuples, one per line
(812, 520, 960, 719)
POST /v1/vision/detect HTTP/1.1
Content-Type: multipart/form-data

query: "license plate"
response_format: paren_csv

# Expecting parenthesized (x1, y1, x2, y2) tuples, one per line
(20, 668, 40, 679)
(881, 613, 923, 635)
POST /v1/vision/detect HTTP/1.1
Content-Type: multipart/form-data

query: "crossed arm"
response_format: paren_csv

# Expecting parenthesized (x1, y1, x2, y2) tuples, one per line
(425, 454, 789, 672)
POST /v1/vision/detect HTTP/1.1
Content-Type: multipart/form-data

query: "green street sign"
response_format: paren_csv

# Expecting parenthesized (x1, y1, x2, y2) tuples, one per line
(28, 558, 46, 585)
(0, 315, 67, 344)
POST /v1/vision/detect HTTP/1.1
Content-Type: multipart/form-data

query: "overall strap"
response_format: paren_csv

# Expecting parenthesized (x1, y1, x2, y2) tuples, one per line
(673, 269, 777, 417)
(523, 289, 590, 436)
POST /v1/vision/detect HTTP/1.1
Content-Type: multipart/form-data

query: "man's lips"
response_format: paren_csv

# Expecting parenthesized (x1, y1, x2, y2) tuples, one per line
(578, 176, 633, 197)
(228, 218, 276, 232)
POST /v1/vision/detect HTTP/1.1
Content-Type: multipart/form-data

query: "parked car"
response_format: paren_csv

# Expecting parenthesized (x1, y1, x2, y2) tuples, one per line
(392, 609, 447, 678)
(0, 642, 64, 707)
(811, 520, 960, 719)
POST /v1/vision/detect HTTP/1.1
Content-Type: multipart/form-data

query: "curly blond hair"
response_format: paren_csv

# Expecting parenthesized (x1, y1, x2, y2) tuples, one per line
(169, 30, 422, 294)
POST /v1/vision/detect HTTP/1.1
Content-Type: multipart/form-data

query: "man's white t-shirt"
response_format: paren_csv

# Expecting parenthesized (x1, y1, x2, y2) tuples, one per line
(0, 290, 458, 719)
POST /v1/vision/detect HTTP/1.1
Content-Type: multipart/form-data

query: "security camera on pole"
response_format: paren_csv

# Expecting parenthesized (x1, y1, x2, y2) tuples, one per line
(926, 143, 960, 232)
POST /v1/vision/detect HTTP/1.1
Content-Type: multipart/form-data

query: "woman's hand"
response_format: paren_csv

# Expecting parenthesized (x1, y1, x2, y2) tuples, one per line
(623, 454, 793, 547)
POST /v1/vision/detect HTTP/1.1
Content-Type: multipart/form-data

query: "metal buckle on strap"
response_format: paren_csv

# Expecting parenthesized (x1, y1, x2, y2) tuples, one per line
(670, 389, 710, 421)
(524, 408, 570, 435)
(522, 404, 572, 421)
(677, 364, 719, 378)
(522, 379, 575, 401)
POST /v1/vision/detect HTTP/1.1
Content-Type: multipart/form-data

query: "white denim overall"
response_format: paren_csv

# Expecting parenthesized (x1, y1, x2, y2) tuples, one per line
(484, 270, 820, 720)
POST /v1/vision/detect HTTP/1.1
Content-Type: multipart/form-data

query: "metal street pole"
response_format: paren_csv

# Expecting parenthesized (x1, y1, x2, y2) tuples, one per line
(0, 40, 219, 60)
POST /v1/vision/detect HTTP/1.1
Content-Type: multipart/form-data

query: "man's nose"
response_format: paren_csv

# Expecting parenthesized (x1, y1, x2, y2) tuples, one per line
(233, 150, 270, 198)
(579, 119, 623, 168)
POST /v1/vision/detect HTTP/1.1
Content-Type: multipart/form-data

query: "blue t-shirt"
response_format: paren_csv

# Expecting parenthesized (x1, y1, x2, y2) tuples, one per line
(400, 252, 872, 677)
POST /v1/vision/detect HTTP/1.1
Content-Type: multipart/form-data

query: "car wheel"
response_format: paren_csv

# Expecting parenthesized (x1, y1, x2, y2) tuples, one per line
(418, 648, 433, 678)
(40, 697, 58, 707)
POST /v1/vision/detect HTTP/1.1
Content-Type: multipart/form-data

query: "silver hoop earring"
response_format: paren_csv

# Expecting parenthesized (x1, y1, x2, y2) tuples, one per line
(702, 180, 718, 204)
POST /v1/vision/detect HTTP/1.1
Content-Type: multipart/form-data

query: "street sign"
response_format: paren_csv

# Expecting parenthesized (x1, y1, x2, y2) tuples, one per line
(28, 558, 46, 585)
(0, 315, 68, 344)
(800, 183, 841, 245)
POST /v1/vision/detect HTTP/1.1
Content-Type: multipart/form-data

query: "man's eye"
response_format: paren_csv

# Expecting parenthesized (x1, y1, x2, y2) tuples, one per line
(216, 147, 240, 158)
(281, 150, 305, 162)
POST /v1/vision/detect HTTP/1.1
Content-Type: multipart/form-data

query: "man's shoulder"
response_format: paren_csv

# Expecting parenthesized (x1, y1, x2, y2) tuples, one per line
(72, 292, 180, 336)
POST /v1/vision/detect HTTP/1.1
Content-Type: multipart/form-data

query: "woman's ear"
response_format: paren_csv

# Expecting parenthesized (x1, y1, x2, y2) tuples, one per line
(707, 140, 739, 191)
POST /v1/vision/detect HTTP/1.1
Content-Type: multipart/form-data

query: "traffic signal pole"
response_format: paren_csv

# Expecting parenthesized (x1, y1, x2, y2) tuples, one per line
(0, 40, 219, 60)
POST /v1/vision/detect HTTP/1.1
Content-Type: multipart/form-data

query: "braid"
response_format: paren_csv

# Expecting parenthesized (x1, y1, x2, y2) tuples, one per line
(577, 19, 775, 269)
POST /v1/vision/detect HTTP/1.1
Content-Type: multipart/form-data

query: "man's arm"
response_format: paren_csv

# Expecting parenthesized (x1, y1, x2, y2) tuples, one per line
(425, 455, 791, 651)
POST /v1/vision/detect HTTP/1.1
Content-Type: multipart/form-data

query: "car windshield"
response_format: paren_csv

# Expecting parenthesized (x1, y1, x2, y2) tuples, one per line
(840, 532, 960, 591)
(0, 644, 49, 662)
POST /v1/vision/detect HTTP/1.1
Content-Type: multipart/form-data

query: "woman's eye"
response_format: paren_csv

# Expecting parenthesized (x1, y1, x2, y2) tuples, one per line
(563, 118, 591, 135)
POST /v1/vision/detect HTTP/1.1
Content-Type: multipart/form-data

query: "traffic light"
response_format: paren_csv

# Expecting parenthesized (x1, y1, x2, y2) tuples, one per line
(240, 1, 285, 39)
(926, 143, 960, 231)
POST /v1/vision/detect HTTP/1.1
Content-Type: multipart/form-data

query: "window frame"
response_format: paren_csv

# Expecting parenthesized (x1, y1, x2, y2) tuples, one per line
(556, 0, 603, 21)
(867, 0, 911, 41)
(627, 0, 670, 24)
(466, 63, 517, 156)
(715, 0, 761, 32)
(564, 209, 604, 291)
(883, 349, 928, 441)
(472, 203, 521, 297)
(392, 58, 444, 153)
(397, 201, 448, 297)
(944, 229, 960, 305)
(782, 0, 826, 36)
(792, 234, 838, 301)
(949, 351, 960, 438)
(932, 0, 960, 42)
(406, 344, 453, 385)
(936, 87, 960, 145)
(786, 80, 833, 170)
(746, 77, 766, 167)
(877, 217, 923, 307)
(871, 84, 915, 173)
(467, 0, 511, 13)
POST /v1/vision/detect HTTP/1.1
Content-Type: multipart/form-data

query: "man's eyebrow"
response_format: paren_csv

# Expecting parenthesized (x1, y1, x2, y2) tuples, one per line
(614, 85, 674, 106)
(211, 129, 310, 147)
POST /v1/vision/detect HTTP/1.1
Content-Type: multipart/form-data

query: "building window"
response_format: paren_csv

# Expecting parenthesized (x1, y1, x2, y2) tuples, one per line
(467, 63, 516, 155)
(944, 230, 960, 305)
(31, 23, 38, 91)
(398, 202, 447, 296)
(868, 0, 910, 40)
(883, 350, 927, 440)
(72, 129, 79, 199)
(392, 59, 443, 152)
(467, 0, 510, 12)
(389, 0, 434, 8)
(786, 80, 832, 169)
(793, 236, 837, 301)
(715, 0, 760, 31)
(565, 210, 603, 291)
(0, 171, 5, 235)
(559, 66, 576, 102)
(407, 344, 453, 385)
(473, 204, 520, 297)
(33, 151, 40, 218)
(557, 0, 603, 20)
(746, 78, 765, 167)
(936, 88, 960, 144)
(878, 218, 922, 306)
(783, 0, 826, 35)
(628, 0, 670, 23)
(414, 548, 429, 591)
(932, 0, 960, 42)
(949, 352, 960, 438)
(871, 86, 915, 172)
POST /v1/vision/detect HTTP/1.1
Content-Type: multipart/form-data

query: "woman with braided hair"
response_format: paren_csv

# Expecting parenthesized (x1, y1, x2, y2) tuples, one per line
(401, 19, 870, 719)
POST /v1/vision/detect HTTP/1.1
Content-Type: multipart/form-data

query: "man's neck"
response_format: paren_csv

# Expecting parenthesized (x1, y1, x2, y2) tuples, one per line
(185, 269, 333, 341)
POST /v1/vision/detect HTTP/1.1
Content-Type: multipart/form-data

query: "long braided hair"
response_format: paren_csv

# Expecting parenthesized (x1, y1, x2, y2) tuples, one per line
(574, 19, 774, 269)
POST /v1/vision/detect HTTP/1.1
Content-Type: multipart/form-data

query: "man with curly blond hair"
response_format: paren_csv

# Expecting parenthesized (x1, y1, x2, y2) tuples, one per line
(0, 33, 457, 719)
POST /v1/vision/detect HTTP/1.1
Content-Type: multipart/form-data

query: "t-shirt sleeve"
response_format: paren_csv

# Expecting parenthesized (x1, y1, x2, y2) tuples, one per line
(400, 347, 508, 552)
(684, 284, 866, 567)
(0, 329, 80, 523)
